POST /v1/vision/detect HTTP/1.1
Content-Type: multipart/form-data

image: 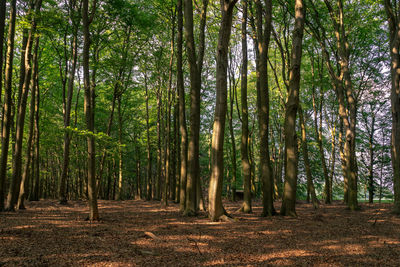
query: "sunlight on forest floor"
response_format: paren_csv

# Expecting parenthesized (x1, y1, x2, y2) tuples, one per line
(1, 199, 400, 266)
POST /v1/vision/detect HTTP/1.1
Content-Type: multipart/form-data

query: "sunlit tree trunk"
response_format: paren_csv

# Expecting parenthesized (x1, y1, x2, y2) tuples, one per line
(0, 0, 17, 210)
(6, 0, 42, 211)
(208, 0, 237, 222)
(18, 36, 39, 209)
(239, 0, 252, 213)
(177, 0, 187, 211)
(280, 0, 305, 217)
(255, 0, 275, 216)
(184, 0, 208, 216)
(82, 0, 99, 220)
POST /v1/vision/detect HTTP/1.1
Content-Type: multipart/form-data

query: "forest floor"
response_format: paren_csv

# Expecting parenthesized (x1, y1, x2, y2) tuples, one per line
(1, 199, 400, 266)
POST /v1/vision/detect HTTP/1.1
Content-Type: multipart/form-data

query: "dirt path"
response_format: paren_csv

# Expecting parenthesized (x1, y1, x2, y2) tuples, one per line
(1, 200, 399, 266)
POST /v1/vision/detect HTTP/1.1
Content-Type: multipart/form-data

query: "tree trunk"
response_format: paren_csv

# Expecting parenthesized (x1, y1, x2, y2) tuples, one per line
(280, 0, 305, 217)
(0, 0, 6, 106)
(311, 57, 331, 204)
(299, 106, 319, 209)
(228, 54, 237, 202)
(255, 0, 275, 216)
(18, 36, 39, 209)
(115, 96, 123, 200)
(82, 0, 99, 221)
(208, 0, 237, 222)
(0, 0, 17, 210)
(384, 0, 400, 214)
(164, 11, 175, 205)
(184, 0, 208, 216)
(239, 0, 252, 213)
(6, 0, 42, 211)
(177, 0, 188, 212)
(144, 73, 152, 201)
(60, 7, 79, 204)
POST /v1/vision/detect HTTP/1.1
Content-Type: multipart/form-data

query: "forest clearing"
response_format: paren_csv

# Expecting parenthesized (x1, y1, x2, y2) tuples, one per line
(1, 199, 400, 266)
(2, 0, 400, 266)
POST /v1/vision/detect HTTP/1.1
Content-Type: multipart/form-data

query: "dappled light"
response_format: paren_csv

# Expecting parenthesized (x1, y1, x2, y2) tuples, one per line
(1, 200, 400, 266)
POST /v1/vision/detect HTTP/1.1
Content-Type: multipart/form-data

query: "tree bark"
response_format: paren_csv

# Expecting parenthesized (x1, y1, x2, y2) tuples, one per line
(0, 0, 6, 106)
(18, 36, 39, 209)
(82, 0, 99, 220)
(228, 53, 237, 201)
(239, 0, 252, 213)
(177, 0, 188, 212)
(280, 0, 305, 217)
(115, 96, 123, 200)
(208, 0, 237, 222)
(299, 106, 319, 209)
(0, 0, 17, 211)
(144, 73, 152, 201)
(384, 0, 400, 214)
(255, 0, 275, 216)
(60, 4, 79, 204)
(6, 0, 42, 211)
(184, 0, 208, 216)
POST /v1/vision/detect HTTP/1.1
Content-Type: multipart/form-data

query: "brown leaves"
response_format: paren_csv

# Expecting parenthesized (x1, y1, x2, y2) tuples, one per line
(1, 200, 400, 266)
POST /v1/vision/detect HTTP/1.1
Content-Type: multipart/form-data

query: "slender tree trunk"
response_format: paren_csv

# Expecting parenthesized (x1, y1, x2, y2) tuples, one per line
(367, 112, 376, 203)
(299, 106, 319, 209)
(384, 0, 400, 214)
(0, 0, 17, 210)
(280, 0, 305, 217)
(115, 96, 123, 200)
(6, 0, 42, 211)
(30, 74, 40, 202)
(171, 101, 178, 201)
(177, 0, 188, 212)
(164, 11, 175, 205)
(18, 36, 39, 209)
(156, 86, 163, 200)
(255, 0, 275, 216)
(329, 120, 337, 200)
(228, 54, 237, 202)
(239, 0, 252, 213)
(184, 0, 208, 216)
(208, 0, 237, 222)
(311, 57, 331, 204)
(144, 73, 152, 201)
(0, 0, 6, 106)
(82, 0, 99, 220)
(60, 11, 79, 204)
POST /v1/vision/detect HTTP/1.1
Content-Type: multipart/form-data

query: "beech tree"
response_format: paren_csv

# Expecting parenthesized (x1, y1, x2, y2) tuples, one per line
(280, 0, 305, 216)
(208, 0, 238, 222)
(384, 0, 400, 214)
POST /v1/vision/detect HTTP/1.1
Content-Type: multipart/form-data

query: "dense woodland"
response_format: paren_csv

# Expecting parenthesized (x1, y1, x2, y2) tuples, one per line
(0, 0, 399, 222)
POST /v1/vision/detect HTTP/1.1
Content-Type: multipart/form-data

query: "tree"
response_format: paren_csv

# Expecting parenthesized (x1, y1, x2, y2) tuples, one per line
(239, 0, 252, 213)
(0, 0, 17, 211)
(280, 0, 305, 216)
(60, 0, 80, 204)
(6, 0, 42, 211)
(177, 0, 188, 212)
(384, 0, 400, 214)
(183, 0, 208, 216)
(82, 0, 99, 221)
(255, 0, 275, 216)
(208, 0, 237, 222)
